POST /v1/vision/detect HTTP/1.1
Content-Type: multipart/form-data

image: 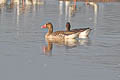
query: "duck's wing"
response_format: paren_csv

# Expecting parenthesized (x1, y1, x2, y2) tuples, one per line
(71, 28, 91, 32)
(52, 31, 77, 36)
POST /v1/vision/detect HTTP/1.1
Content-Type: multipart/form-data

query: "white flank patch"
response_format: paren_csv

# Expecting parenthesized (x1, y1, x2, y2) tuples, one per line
(65, 33, 78, 39)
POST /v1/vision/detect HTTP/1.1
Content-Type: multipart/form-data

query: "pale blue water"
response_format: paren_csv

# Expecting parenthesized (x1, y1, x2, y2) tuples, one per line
(0, 0, 120, 80)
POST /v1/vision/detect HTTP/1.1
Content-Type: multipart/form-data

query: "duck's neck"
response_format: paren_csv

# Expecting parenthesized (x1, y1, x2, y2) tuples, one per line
(66, 27, 70, 31)
(66, 23, 71, 31)
(66, 26, 70, 31)
(46, 25, 53, 38)
(48, 25, 53, 34)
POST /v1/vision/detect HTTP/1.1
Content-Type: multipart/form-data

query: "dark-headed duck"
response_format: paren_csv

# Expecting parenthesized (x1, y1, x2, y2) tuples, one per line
(66, 22, 92, 38)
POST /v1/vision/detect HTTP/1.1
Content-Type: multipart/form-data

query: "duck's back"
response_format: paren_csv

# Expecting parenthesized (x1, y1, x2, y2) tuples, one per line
(46, 31, 78, 39)
(71, 28, 90, 32)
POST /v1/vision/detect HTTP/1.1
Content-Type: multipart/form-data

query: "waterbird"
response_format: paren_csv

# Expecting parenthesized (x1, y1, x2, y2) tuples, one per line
(41, 22, 79, 40)
(65, 22, 92, 38)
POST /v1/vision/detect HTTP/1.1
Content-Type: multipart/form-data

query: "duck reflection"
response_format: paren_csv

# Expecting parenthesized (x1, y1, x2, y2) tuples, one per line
(43, 40, 53, 56)
(43, 38, 78, 56)
(78, 38, 91, 46)
(43, 38, 90, 56)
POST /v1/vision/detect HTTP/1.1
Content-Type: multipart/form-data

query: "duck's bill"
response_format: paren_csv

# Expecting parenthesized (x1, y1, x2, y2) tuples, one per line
(41, 24, 46, 28)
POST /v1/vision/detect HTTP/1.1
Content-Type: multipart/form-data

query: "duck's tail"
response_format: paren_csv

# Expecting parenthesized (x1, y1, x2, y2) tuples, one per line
(79, 28, 92, 38)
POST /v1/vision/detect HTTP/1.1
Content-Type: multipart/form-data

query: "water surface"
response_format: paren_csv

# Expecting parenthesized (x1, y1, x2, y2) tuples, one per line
(0, 0, 120, 80)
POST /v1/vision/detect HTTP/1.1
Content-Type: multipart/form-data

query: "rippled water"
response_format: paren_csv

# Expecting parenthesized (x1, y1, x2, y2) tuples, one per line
(0, 0, 120, 80)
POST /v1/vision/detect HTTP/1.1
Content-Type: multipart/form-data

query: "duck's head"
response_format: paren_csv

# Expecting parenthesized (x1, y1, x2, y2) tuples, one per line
(66, 22, 71, 31)
(41, 22, 53, 33)
(41, 22, 53, 29)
